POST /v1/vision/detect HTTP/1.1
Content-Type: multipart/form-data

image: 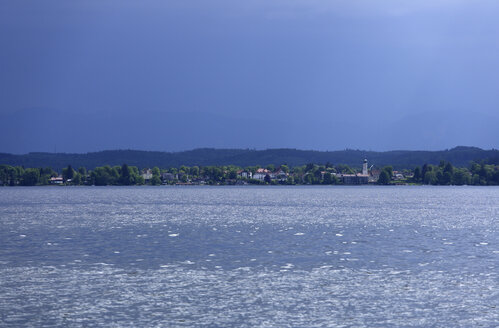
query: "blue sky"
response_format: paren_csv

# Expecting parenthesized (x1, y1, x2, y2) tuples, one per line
(1, 0, 498, 153)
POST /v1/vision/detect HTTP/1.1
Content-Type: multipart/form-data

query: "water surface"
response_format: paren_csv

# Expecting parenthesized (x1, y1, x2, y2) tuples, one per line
(1, 186, 498, 327)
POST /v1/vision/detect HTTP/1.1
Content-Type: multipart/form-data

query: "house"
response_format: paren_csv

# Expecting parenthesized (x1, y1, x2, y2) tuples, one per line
(237, 170, 252, 179)
(141, 169, 153, 183)
(253, 168, 271, 181)
(161, 172, 176, 183)
(369, 169, 381, 183)
(49, 177, 64, 185)
(274, 168, 289, 181)
(392, 171, 405, 180)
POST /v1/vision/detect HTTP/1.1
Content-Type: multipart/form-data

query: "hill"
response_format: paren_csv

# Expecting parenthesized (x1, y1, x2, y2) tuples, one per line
(0, 146, 497, 171)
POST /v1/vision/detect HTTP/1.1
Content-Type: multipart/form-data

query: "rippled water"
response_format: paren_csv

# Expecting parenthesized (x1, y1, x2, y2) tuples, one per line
(1, 186, 498, 327)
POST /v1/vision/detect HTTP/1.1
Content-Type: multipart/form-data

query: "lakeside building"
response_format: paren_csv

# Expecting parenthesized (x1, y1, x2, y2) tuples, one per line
(338, 159, 370, 185)
(340, 174, 369, 185)
(274, 168, 289, 181)
(161, 172, 176, 183)
(49, 177, 64, 185)
(362, 159, 368, 175)
(369, 169, 381, 183)
(237, 170, 252, 179)
(392, 171, 405, 180)
(141, 169, 153, 183)
(253, 168, 271, 181)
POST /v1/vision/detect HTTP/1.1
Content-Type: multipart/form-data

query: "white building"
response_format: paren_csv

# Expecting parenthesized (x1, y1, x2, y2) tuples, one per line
(237, 170, 252, 179)
(253, 168, 270, 181)
(141, 169, 153, 182)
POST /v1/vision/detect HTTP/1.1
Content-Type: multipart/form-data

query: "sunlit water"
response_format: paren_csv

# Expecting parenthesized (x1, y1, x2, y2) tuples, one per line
(1, 186, 498, 327)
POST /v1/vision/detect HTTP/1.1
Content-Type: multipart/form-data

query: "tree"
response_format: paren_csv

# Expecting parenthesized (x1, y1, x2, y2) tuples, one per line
(150, 166, 161, 185)
(336, 164, 354, 174)
(62, 165, 74, 181)
(323, 172, 333, 185)
(120, 164, 133, 185)
(0, 165, 13, 186)
(190, 166, 200, 177)
(444, 162, 454, 175)
(91, 166, 117, 185)
(78, 167, 87, 176)
(493, 170, 499, 185)
(422, 164, 430, 178)
(266, 164, 275, 172)
(424, 171, 438, 185)
(436, 170, 444, 185)
(151, 175, 161, 185)
(305, 163, 315, 172)
(413, 166, 422, 183)
(378, 170, 391, 185)
(323, 172, 338, 185)
(228, 169, 237, 179)
(21, 168, 40, 186)
(264, 174, 272, 184)
(72, 172, 82, 185)
(452, 169, 470, 185)
(382, 166, 393, 178)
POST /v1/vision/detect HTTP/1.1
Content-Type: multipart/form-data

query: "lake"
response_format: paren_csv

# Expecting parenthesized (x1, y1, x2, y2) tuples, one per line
(0, 186, 498, 327)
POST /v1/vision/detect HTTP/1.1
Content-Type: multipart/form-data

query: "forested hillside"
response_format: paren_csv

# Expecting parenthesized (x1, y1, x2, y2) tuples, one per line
(0, 146, 497, 171)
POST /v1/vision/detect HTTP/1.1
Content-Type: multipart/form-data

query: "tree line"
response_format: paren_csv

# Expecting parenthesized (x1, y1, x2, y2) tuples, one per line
(0, 161, 498, 186)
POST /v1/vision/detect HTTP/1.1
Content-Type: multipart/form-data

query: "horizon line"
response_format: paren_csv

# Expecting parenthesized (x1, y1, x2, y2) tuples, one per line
(1, 145, 496, 156)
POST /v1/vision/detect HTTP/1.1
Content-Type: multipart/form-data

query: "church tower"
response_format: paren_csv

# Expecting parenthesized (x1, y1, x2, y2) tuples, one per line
(362, 159, 368, 175)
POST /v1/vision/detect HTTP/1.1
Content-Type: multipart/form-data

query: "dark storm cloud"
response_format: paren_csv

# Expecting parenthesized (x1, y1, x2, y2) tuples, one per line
(1, 0, 498, 153)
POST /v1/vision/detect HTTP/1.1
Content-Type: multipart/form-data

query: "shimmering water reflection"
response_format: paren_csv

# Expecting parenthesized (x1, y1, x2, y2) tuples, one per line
(0, 186, 498, 327)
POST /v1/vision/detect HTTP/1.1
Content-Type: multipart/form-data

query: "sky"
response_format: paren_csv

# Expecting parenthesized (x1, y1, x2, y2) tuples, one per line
(1, 0, 498, 154)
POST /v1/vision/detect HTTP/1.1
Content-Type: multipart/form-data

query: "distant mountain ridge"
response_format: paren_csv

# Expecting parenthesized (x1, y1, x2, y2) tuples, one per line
(0, 146, 497, 171)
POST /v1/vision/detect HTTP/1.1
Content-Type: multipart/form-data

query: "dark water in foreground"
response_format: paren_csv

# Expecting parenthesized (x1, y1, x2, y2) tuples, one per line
(0, 186, 498, 327)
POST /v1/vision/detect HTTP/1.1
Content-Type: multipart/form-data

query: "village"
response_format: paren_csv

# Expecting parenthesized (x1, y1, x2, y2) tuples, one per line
(137, 159, 406, 186)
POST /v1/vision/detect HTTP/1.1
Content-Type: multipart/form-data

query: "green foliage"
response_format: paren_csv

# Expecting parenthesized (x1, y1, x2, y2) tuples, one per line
(190, 166, 199, 176)
(423, 171, 438, 185)
(21, 168, 40, 186)
(382, 166, 393, 178)
(266, 164, 275, 172)
(378, 170, 391, 185)
(228, 169, 238, 180)
(1, 158, 498, 187)
(413, 166, 422, 182)
(62, 165, 74, 181)
(336, 164, 354, 174)
(452, 168, 470, 185)
(305, 163, 315, 173)
(322, 172, 338, 185)
(151, 175, 161, 185)
(72, 172, 82, 185)
(78, 167, 87, 176)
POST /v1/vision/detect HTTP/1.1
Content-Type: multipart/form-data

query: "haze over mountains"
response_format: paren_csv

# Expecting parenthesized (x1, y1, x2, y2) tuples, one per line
(2, 108, 498, 154)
